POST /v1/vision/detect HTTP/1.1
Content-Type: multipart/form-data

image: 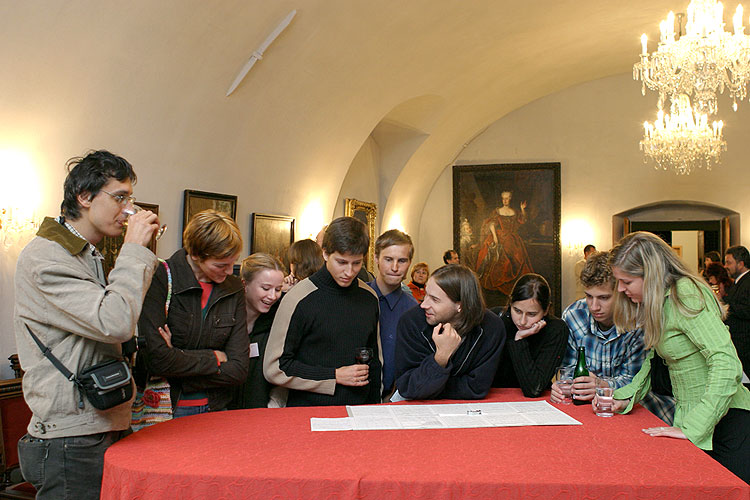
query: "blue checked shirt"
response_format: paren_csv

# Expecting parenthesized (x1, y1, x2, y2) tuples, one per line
(562, 299, 675, 424)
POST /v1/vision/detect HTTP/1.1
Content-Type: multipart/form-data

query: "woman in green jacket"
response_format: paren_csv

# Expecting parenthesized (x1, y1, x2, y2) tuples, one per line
(607, 231, 750, 483)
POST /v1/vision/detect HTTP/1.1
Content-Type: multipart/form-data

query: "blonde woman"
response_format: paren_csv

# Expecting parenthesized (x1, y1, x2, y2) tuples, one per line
(231, 253, 286, 409)
(607, 231, 750, 483)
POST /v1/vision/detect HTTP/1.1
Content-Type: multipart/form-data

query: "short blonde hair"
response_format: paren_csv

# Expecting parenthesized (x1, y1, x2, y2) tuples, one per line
(240, 253, 285, 283)
(183, 209, 243, 260)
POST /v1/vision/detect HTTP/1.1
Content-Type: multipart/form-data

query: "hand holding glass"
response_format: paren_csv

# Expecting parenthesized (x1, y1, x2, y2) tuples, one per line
(124, 205, 167, 241)
(554, 366, 573, 405)
(594, 376, 615, 417)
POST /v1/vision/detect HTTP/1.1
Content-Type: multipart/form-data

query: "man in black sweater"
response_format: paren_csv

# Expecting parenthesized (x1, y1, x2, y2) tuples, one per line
(264, 217, 382, 406)
(394, 265, 505, 400)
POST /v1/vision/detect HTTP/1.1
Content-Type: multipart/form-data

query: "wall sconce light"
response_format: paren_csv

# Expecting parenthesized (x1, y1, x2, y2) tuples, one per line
(561, 219, 594, 257)
(0, 149, 41, 249)
(299, 199, 326, 241)
(0, 207, 39, 249)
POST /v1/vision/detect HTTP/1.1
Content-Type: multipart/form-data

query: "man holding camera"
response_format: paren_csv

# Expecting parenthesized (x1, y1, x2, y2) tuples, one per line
(14, 150, 159, 499)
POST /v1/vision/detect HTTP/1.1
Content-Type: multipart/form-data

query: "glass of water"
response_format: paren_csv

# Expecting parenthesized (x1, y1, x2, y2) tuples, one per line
(123, 205, 167, 241)
(555, 366, 574, 405)
(594, 376, 615, 417)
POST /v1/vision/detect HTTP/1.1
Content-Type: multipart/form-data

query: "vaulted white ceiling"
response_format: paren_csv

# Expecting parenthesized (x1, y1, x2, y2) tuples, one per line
(0, 0, 684, 237)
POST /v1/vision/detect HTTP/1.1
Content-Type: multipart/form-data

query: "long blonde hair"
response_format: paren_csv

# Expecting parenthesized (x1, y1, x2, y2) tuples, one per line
(609, 231, 722, 348)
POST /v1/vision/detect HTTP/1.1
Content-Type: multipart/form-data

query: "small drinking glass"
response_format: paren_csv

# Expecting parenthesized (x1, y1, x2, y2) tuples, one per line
(555, 366, 573, 405)
(594, 376, 615, 417)
(354, 347, 373, 365)
(123, 205, 167, 241)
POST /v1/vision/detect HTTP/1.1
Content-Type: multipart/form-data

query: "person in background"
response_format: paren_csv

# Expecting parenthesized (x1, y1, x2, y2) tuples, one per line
(15, 150, 159, 500)
(704, 250, 722, 271)
(230, 253, 286, 409)
(705, 262, 734, 301)
(551, 251, 675, 424)
(724, 245, 750, 388)
(367, 229, 418, 400)
(574, 244, 597, 300)
(608, 231, 750, 483)
(395, 265, 506, 400)
(443, 249, 459, 265)
(282, 238, 324, 292)
(264, 216, 382, 406)
(492, 274, 568, 397)
(315, 225, 328, 248)
(138, 210, 249, 418)
(408, 262, 429, 303)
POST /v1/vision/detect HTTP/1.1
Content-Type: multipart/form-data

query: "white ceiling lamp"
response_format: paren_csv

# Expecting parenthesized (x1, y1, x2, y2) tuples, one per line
(634, 1, 750, 116)
(640, 94, 726, 175)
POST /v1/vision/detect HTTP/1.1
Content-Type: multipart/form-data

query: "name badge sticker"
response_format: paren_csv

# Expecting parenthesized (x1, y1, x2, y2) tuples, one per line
(249, 342, 260, 358)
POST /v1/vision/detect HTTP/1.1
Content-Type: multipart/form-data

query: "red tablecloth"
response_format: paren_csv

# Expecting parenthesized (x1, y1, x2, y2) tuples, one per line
(101, 389, 749, 499)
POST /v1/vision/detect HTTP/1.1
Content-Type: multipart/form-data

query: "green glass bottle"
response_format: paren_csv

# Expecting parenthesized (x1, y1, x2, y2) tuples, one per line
(572, 346, 589, 405)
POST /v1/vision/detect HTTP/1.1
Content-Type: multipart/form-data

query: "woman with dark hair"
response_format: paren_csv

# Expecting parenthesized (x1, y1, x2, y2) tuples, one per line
(492, 273, 569, 397)
(282, 239, 324, 291)
(138, 210, 248, 418)
(607, 231, 750, 483)
(704, 262, 734, 300)
(394, 265, 506, 400)
(407, 262, 429, 303)
(230, 253, 286, 409)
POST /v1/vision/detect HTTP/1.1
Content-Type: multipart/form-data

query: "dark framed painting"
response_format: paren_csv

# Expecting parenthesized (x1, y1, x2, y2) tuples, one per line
(453, 163, 561, 314)
(251, 213, 295, 265)
(182, 190, 238, 233)
(96, 202, 159, 278)
(344, 198, 377, 272)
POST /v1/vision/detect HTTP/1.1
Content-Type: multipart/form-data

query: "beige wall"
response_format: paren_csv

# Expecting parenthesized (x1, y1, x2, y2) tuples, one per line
(420, 72, 750, 310)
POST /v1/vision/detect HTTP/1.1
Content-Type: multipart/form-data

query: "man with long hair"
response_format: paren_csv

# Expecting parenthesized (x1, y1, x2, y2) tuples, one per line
(394, 265, 505, 400)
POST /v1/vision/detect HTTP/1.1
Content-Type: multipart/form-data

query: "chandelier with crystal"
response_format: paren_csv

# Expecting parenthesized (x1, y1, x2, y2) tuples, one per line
(634, 1, 750, 116)
(640, 94, 726, 174)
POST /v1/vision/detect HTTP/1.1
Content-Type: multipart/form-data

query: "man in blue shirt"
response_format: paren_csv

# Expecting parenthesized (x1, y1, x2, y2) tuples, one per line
(367, 229, 418, 400)
(551, 251, 675, 424)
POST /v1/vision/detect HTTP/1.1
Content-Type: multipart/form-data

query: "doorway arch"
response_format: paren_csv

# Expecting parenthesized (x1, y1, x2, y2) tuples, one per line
(612, 200, 740, 261)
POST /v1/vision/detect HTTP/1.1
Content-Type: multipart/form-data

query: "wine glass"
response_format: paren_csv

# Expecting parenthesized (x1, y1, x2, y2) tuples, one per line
(123, 205, 167, 241)
(354, 347, 373, 364)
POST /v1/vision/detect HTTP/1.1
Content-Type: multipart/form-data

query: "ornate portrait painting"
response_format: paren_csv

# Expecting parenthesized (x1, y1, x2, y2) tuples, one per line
(453, 163, 561, 313)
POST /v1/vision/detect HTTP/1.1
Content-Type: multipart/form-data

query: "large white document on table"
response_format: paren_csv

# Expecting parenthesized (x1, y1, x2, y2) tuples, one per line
(310, 400, 581, 432)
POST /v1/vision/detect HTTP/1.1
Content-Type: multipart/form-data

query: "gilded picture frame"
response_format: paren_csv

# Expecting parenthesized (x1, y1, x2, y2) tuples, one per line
(344, 198, 377, 272)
